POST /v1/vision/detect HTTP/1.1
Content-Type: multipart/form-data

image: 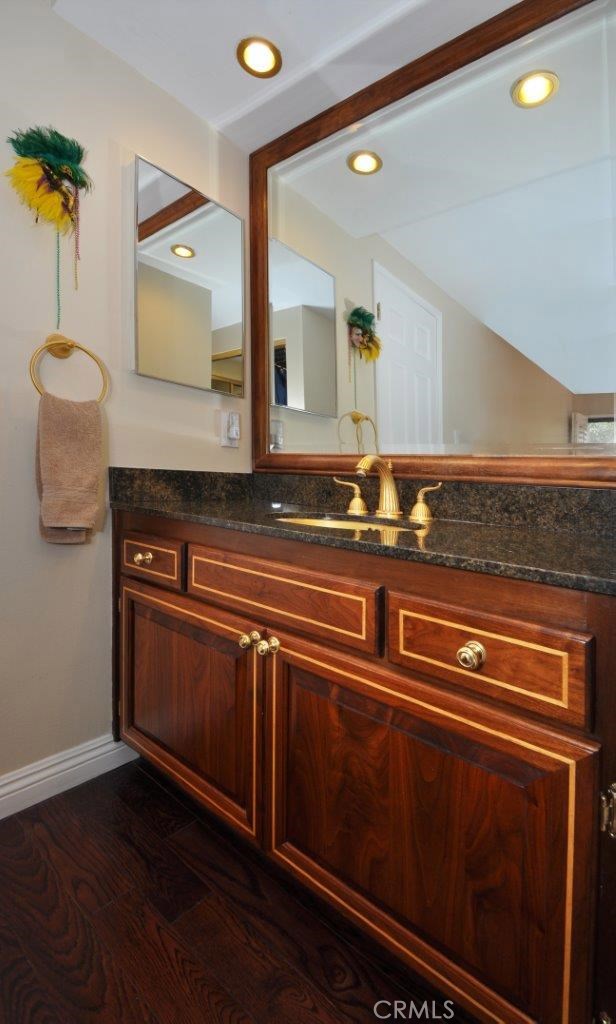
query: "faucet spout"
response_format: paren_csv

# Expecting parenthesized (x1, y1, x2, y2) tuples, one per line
(355, 455, 402, 519)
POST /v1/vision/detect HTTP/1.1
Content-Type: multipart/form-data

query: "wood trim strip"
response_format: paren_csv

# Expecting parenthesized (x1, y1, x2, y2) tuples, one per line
(120, 584, 259, 836)
(138, 190, 209, 241)
(269, 642, 587, 1024)
(249, 0, 616, 487)
(123, 539, 178, 582)
(398, 608, 569, 707)
(190, 553, 368, 641)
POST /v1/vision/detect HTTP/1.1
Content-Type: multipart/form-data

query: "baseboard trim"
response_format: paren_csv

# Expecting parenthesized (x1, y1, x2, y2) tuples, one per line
(0, 733, 139, 819)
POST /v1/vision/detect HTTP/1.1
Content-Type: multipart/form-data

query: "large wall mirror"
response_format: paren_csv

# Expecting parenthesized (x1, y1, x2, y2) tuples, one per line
(251, 0, 616, 484)
(136, 157, 244, 395)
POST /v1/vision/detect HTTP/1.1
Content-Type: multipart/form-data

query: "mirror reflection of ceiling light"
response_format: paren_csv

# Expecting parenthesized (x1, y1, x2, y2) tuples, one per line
(346, 151, 383, 175)
(236, 37, 282, 77)
(511, 71, 559, 108)
(170, 244, 196, 259)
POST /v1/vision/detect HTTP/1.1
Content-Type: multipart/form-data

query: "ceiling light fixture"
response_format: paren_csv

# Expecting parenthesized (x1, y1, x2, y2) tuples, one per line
(170, 244, 195, 259)
(511, 70, 559, 108)
(347, 151, 383, 175)
(236, 37, 282, 78)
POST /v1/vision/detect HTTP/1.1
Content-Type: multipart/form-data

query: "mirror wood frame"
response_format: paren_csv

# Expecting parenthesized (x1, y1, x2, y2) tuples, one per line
(249, 0, 616, 486)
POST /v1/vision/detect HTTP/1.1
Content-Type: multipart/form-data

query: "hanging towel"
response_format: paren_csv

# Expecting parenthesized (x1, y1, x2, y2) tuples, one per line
(36, 392, 102, 544)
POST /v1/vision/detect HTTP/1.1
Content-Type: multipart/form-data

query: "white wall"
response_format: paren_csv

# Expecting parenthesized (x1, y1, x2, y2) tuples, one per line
(0, 0, 250, 777)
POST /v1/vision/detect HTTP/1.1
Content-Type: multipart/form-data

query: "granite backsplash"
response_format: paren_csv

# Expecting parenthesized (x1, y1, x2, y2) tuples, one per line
(109, 468, 616, 539)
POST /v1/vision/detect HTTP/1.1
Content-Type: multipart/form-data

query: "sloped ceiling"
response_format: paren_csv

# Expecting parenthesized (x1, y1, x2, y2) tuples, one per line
(53, 0, 517, 151)
(275, 2, 616, 393)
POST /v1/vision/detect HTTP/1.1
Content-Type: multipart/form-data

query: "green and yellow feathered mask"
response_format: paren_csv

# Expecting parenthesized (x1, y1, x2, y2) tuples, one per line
(6, 126, 91, 234)
(346, 305, 382, 362)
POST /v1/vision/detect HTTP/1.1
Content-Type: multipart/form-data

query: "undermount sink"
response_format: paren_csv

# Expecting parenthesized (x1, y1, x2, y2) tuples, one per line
(273, 514, 417, 533)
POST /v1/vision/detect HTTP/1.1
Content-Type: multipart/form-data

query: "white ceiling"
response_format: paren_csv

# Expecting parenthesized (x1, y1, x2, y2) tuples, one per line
(274, 2, 616, 393)
(53, 0, 518, 152)
(269, 239, 335, 315)
(138, 193, 243, 330)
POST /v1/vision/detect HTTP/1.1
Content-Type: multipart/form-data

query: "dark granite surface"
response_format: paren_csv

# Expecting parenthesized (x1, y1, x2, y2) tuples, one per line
(110, 469, 616, 596)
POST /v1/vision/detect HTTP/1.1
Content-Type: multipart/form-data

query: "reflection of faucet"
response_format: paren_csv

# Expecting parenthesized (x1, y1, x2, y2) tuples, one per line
(355, 455, 402, 519)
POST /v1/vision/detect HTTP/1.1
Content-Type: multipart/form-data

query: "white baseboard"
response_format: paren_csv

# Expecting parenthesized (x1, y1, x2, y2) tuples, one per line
(0, 733, 139, 820)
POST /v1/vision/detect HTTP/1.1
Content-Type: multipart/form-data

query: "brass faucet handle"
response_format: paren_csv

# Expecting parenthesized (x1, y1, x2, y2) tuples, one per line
(409, 481, 443, 524)
(333, 477, 368, 516)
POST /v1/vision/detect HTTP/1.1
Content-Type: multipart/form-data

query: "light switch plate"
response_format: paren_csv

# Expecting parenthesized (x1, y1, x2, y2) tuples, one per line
(219, 410, 240, 448)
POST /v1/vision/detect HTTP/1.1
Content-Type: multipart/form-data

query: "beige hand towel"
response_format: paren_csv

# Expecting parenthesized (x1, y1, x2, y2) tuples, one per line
(36, 392, 102, 544)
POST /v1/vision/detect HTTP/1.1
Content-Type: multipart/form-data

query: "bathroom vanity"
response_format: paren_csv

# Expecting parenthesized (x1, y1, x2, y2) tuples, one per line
(111, 479, 616, 1024)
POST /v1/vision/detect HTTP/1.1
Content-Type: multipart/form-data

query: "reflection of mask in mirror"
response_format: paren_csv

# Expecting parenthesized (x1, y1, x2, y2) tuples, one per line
(135, 158, 244, 395)
(349, 326, 363, 349)
(265, 0, 616, 456)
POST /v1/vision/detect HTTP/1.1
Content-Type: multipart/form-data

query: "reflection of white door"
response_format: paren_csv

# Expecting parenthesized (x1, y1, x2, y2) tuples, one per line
(374, 264, 443, 453)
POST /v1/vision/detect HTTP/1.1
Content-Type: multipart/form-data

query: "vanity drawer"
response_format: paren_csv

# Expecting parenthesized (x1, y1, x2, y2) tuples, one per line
(122, 532, 185, 591)
(188, 543, 381, 654)
(388, 592, 592, 726)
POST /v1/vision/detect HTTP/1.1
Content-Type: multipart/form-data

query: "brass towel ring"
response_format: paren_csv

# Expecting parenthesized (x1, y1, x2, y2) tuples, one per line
(29, 333, 109, 404)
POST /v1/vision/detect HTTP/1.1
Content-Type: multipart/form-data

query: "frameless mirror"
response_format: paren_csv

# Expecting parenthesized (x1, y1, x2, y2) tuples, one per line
(266, 0, 616, 455)
(136, 157, 244, 395)
(269, 239, 337, 418)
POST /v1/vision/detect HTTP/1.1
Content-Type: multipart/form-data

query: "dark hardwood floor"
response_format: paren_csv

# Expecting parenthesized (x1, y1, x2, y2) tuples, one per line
(0, 760, 477, 1023)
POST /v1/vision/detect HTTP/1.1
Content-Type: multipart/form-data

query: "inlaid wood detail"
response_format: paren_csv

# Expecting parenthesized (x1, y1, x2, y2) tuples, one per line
(122, 532, 184, 591)
(266, 633, 598, 1024)
(188, 543, 381, 654)
(120, 579, 263, 841)
(389, 593, 592, 726)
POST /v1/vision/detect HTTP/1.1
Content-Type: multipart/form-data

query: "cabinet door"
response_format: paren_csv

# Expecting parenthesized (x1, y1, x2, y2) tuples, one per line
(120, 578, 264, 842)
(266, 633, 599, 1024)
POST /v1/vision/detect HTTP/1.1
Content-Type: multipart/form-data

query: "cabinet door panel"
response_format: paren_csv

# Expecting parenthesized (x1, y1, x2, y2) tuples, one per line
(121, 578, 263, 841)
(266, 635, 599, 1024)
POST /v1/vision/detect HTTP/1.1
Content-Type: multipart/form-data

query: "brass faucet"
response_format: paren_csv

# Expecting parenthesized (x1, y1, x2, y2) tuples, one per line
(355, 455, 402, 519)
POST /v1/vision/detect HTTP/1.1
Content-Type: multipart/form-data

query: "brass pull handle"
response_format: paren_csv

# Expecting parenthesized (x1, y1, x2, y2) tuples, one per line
(456, 641, 486, 671)
(256, 637, 281, 657)
(133, 551, 153, 566)
(238, 630, 262, 650)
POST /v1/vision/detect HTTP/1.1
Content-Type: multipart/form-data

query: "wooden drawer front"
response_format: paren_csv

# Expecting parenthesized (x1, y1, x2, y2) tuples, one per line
(188, 543, 381, 654)
(122, 532, 184, 591)
(388, 593, 592, 727)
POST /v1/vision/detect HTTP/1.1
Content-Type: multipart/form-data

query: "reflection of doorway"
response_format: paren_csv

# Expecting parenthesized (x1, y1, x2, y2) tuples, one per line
(274, 340, 288, 406)
(373, 264, 443, 453)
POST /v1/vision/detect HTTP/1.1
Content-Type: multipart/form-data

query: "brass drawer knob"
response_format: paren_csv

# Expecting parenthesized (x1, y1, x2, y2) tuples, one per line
(256, 637, 281, 657)
(239, 631, 262, 649)
(456, 640, 486, 671)
(133, 551, 153, 566)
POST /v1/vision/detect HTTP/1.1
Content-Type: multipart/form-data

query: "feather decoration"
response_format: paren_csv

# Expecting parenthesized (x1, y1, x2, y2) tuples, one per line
(5, 125, 91, 232)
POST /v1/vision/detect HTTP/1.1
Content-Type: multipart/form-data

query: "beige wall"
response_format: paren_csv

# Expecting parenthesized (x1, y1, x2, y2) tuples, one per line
(0, 0, 249, 777)
(137, 263, 212, 388)
(270, 181, 572, 452)
(271, 305, 336, 417)
(573, 394, 615, 417)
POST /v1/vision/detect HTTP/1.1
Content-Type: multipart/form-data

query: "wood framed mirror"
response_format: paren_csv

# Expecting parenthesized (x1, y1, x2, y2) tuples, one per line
(250, 0, 616, 485)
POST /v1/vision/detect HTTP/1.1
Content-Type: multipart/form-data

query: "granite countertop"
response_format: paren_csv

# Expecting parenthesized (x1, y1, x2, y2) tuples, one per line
(110, 490, 616, 597)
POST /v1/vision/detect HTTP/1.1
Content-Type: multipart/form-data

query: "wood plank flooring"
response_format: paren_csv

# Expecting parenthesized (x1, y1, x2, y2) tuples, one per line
(0, 760, 477, 1023)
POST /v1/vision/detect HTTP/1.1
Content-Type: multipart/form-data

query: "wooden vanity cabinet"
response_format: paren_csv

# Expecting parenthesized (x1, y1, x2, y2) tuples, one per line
(119, 578, 264, 841)
(113, 512, 612, 1024)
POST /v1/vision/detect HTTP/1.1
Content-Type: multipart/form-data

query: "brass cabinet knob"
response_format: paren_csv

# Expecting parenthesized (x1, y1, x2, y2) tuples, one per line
(239, 631, 262, 650)
(256, 637, 281, 657)
(456, 640, 487, 671)
(133, 551, 153, 566)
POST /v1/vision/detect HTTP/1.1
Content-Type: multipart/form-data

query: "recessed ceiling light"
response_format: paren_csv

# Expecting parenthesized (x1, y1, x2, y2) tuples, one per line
(236, 37, 282, 78)
(511, 70, 559, 108)
(170, 244, 195, 259)
(347, 151, 383, 175)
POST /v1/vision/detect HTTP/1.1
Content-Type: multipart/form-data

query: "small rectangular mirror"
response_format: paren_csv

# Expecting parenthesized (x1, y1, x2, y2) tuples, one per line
(135, 157, 244, 395)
